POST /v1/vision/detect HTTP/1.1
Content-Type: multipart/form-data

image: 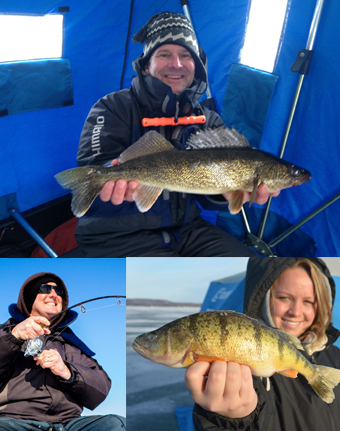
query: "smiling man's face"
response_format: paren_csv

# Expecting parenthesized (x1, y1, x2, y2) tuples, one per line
(30, 281, 63, 319)
(145, 44, 195, 94)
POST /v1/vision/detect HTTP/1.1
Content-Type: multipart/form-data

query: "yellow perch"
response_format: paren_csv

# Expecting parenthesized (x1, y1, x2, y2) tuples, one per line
(133, 310, 340, 403)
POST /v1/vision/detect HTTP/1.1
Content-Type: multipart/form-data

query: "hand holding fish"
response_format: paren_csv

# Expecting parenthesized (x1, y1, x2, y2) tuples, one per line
(11, 316, 51, 341)
(34, 348, 71, 380)
(223, 183, 280, 207)
(99, 160, 139, 205)
(185, 361, 258, 419)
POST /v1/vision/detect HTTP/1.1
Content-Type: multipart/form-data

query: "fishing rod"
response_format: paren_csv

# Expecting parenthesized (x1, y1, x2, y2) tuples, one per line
(24, 295, 126, 357)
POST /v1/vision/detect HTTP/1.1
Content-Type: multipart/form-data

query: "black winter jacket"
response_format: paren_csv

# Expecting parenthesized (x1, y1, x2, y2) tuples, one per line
(75, 50, 227, 243)
(192, 257, 340, 431)
(0, 272, 111, 423)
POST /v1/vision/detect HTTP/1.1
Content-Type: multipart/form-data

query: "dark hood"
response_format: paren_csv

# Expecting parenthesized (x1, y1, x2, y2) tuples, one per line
(243, 257, 340, 348)
(7, 273, 95, 356)
(15, 272, 69, 329)
(131, 47, 208, 118)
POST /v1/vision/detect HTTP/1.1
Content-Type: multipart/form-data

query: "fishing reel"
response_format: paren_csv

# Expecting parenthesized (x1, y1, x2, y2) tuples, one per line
(24, 337, 44, 357)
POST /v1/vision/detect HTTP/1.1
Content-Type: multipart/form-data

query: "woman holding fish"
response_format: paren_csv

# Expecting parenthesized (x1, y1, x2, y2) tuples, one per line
(186, 258, 340, 431)
(185, 257, 340, 430)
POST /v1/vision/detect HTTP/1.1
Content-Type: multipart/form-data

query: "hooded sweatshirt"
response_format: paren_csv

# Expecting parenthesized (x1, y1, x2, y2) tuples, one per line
(75, 47, 227, 248)
(192, 257, 340, 431)
(0, 272, 111, 423)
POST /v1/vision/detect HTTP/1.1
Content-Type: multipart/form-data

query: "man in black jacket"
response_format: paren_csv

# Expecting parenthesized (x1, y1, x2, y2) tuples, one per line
(74, 11, 279, 258)
(0, 272, 126, 431)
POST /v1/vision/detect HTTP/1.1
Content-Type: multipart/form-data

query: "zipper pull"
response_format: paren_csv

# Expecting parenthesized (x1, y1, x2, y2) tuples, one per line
(174, 100, 180, 124)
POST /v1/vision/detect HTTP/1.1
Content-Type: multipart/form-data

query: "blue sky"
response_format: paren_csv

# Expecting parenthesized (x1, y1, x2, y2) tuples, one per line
(0, 258, 126, 417)
(126, 257, 249, 303)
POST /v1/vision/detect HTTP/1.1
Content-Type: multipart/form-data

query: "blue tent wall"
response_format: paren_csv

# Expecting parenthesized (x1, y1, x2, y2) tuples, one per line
(0, 0, 248, 212)
(0, 0, 339, 256)
(0, 0, 135, 213)
(259, 0, 340, 256)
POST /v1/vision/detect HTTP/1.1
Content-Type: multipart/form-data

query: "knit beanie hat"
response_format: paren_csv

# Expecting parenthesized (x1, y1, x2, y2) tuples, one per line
(132, 11, 207, 83)
(25, 276, 63, 313)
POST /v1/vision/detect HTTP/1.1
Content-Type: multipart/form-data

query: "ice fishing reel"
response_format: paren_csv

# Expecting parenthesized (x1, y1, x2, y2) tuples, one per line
(24, 337, 44, 357)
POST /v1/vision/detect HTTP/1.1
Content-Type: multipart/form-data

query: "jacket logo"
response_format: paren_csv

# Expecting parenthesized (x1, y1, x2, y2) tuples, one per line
(91, 116, 105, 155)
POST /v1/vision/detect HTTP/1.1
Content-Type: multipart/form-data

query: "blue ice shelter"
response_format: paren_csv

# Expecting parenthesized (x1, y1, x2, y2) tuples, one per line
(0, 0, 339, 257)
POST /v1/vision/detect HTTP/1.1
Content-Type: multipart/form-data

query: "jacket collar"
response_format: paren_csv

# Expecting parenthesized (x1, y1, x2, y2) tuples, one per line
(131, 54, 206, 117)
(9, 303, 78, 328)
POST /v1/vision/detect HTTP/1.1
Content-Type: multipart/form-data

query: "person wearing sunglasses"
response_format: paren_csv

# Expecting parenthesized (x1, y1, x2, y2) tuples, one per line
(0, 272, 126, 431)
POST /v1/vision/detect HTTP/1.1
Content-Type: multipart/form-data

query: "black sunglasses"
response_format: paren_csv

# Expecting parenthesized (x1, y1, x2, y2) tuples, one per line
(39, 284, 63, 297)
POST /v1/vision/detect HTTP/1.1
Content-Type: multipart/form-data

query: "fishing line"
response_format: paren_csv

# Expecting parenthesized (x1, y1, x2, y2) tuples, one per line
(79, 300, 126, 313)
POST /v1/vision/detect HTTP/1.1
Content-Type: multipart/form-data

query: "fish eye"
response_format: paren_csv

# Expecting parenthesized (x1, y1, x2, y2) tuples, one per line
(291, 166, 300, 176)
(147, 332, 157, 342)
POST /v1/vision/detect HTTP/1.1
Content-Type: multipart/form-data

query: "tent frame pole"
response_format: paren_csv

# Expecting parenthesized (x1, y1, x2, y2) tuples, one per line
(180, 0, 217, 111)
(10, 208, 58, 258)
(240, 0, 334, 255)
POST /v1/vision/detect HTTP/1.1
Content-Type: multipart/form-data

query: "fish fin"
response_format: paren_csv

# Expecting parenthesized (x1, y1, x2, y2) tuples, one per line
(277, 369, 298, 378)
(193, 353, 223, 363)
(276, 329, 304, 351)
(228, 190, 245, 214)
(119, 131, 175, 163)
(133, 184, 163, 212)
(186, 127, 250, 150)
(182, 352, 195, 367)
(307, 365, 340, 403)
(55, 167, 106, 217)
(249, 177, 260, 207)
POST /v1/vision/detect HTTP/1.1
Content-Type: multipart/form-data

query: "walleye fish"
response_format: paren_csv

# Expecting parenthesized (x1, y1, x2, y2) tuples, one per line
(55, 128, 311, 217)
(133, 310, 340, 404)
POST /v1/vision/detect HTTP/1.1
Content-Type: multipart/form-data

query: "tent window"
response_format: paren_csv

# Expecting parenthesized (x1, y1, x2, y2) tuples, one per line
(0, 14, 63, 63)
(240, 0, 289, 72)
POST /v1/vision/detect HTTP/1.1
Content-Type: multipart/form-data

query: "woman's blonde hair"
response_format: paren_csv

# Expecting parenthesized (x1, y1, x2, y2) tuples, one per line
(273, 258, 333, 342)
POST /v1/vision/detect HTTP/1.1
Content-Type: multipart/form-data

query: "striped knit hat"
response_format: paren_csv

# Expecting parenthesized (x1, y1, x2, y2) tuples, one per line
(132, 12, 207, 82)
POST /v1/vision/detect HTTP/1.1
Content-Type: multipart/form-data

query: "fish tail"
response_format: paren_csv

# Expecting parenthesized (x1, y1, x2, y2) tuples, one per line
(308, 365, 340, 403)
(55, 167, 108, 217)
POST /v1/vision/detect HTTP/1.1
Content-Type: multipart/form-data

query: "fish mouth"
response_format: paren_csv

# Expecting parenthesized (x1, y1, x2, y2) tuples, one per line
(132, 339, 167, 363)
(293, 169, 312, 185)
(132, 338, 189, 367)
(132, 340, 147, 356)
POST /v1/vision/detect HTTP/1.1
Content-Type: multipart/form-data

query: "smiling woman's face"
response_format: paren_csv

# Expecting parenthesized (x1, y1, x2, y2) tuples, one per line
(270, 267, 317, 338)
(30, 282, 63, 319)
